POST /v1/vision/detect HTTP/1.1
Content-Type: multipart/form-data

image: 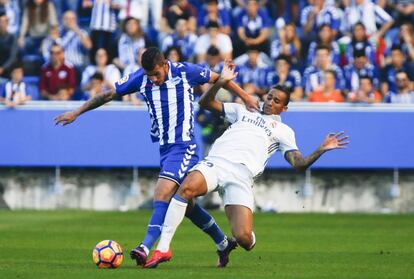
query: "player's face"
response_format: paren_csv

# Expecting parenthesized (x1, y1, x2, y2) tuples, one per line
(146, 62, 169, 86)
(263, 89, 288, 116)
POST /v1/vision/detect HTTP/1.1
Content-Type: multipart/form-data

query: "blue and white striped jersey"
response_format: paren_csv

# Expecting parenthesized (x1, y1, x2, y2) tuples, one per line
(115, 61, 211, 145)
(90, 0, 118, 32)
(60, 29, 89, 67)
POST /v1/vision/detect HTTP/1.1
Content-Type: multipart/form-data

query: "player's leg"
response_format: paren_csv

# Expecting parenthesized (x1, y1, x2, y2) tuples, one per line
(130, 178, 177, 265)
(144, 170, 208, 268)
(225, 205, 256, 250)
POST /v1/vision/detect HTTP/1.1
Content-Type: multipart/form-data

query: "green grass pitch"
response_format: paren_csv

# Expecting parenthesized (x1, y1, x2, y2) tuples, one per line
(0, 211, 413, 279)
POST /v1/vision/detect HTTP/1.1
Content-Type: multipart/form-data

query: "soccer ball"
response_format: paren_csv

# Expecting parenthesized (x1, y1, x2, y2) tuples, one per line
(92, 240, 124, 268)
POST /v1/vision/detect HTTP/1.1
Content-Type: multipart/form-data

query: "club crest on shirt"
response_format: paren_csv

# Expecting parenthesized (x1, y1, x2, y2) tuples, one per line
(200, 68, 209, 78)
(117, 75, 129, 85)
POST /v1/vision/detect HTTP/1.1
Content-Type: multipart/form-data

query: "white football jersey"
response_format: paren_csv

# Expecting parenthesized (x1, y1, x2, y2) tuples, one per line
(208, 103, 298, 177)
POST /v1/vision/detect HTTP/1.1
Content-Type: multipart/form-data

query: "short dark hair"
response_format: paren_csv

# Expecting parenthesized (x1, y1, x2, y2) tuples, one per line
(206, 0, 218, 4)
(359, 75, 372, 83)
(91, 72, 104, 81)
(141, 47, 165, 71)
(353, 22, 366, 30)
(275, 54, 292, 65)
(391, 45, 403, 53)
(206, 20, 219, 29)
(247, 44, 261, 52)
(207, 45, 220, 56)
(318, 23, 331, 31)
(324, 69, 336, 78)
(164, 46, 183, 62)
(10, 61, 24, 72)
(272, 84, 291, 106)
(316, 44, 331, 53)
(353, 48, 366, 58)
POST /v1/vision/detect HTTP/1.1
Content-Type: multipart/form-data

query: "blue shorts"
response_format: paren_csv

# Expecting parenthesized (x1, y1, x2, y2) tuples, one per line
(159, 141, 199, 185)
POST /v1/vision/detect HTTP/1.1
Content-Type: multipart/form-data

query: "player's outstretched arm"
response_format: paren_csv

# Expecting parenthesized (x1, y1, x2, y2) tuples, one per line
(54, 89, 117, 126)
(199, 61, 238, 113)
(285, 132, 349, 172)
(209, 70, 259, 112)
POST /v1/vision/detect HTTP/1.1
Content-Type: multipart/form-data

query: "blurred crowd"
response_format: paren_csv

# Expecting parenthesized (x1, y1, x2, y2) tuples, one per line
(0, 0, 414, 108)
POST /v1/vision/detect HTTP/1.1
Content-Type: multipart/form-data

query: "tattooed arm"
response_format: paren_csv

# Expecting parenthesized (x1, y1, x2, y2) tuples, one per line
(285, 132, 349, 172)
(54, 89, 117, 126)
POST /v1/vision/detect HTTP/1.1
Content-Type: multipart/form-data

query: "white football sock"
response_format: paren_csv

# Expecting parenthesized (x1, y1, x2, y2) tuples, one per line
(139, 244, 149, 255)
(156, 197, 188, 253)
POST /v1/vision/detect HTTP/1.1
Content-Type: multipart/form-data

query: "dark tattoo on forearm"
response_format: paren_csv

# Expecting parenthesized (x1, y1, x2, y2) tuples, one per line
(286, 149, 325, 171)
(76, 91, 115, 115)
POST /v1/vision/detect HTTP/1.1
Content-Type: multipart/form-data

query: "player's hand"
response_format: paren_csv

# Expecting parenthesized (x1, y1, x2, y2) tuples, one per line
(54, 111, 78, 126)
(320, 131, 349, 151)
(244, 94, 260, 112)
(220, 60, 238, 82)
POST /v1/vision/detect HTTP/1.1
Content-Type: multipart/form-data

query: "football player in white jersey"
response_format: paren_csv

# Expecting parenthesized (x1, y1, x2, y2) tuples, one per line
(143, 61, 349, 268)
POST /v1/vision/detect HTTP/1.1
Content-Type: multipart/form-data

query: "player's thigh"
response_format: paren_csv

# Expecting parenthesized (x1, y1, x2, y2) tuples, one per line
(153, 178, 179, 202)
(225, 205, 253, 238)
(177, 170, 209, 200)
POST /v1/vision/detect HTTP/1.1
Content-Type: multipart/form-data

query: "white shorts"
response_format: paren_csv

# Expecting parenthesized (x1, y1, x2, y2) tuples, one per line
(190, 156, 255, 211)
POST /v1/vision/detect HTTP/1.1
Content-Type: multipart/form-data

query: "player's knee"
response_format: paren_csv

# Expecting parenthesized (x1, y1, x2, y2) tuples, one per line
(178, 182, 197, 200)
(154, 186, 174, 201)
(234, 230, 254, 251)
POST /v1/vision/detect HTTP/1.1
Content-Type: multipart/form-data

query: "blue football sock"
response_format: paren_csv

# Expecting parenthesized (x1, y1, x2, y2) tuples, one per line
(141, 200, 169, 251)
(186, 203, 226, 246)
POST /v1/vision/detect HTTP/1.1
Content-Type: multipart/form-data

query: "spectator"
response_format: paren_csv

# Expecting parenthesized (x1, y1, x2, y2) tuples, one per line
(194, 20, 233, 63)
(161, 18, 197, 61)
(0, 11, 18, 79)
(266, 55, 303, 101)
(118, 0, 163, 31)
(60, 11, 92, 69)
(342, 0, 394, 40)
(164, 46, 182, 63)
(40, 25, 61, 63)
(236, 0, 271, 55)
(18, 0, 58, 52)
(0, 0, 20, 34)
(123, 47, 145, 76)
(84, 72, 104, 99)
(203, 45, 222, 73)
(81, 48, 121, 92)
(270, 22, 301, 65)
(3, 62, 31, 107)
(198, 46, 223, 94)
(113, 17, 151, 71)
(39, 43, 76, 100)
(344, 22, 376, 66)
(384, 71, 414, 103)
(307, 24, 341, 66)
(236, 45, 268, 99)
(348, 75, 382, 103)
(197, 0, 231, 35)
(303, 45, 345, 94)
(391, 23, 414, 62)
(344, 49, 378, 92)
(161, 0, 197, 34)
(308, 70, 345, 102)
(380, 46, 414, 95)
(389, 0, 414, 27)
(301, 0, 342, 38)
(85, 0, 120, 61)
